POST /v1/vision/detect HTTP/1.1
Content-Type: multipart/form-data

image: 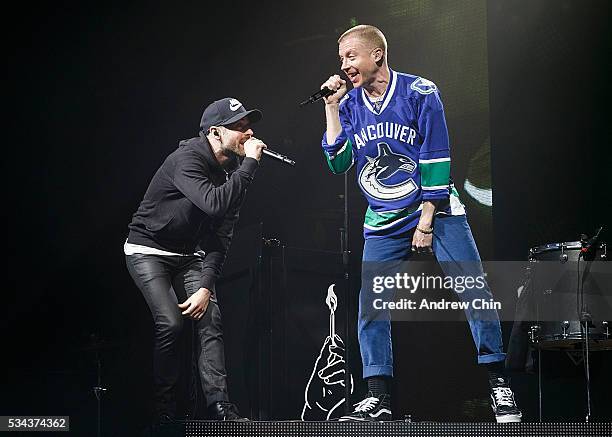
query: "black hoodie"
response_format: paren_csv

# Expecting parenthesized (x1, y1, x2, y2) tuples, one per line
(127, 134, 259, 290)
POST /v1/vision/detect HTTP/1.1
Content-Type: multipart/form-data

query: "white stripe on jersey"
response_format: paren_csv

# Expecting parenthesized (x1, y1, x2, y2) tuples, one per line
(419, 157, 451, 164)
(329, 140, 348, 159)
(361, 70, 398, 115)
(422, 185, 450, 190)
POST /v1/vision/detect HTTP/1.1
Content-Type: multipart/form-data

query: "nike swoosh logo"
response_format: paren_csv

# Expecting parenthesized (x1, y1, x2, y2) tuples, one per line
(230, 102, 241, 111)
(369, 408, 391, 418)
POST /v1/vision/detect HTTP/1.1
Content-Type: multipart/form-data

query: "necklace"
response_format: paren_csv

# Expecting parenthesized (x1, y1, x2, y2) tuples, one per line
(370, 94, 384, 112)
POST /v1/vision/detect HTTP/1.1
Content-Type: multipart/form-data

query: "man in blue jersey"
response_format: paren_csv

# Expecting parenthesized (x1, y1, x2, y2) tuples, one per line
(320, 25, 521, 422)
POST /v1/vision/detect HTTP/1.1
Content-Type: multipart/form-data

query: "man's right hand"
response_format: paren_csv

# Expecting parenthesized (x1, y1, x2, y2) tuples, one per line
(178, 287, 211, 320)
(321, 75, 347, 105)
(244, 137, 267, 161)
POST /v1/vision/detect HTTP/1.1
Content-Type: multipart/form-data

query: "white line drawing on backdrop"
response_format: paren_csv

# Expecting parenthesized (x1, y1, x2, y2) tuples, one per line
(301, 284, 354, 420)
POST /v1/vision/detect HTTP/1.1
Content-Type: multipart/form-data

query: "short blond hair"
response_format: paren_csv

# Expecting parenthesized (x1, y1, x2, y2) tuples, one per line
(338, 24, 387, 55)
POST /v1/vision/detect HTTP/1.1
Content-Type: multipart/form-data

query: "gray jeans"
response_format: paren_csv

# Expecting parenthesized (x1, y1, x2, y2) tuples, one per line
(126, 253, 228, 416)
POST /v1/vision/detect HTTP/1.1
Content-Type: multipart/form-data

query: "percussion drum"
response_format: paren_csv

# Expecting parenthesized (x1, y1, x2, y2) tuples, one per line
(528, 241, 611, 351)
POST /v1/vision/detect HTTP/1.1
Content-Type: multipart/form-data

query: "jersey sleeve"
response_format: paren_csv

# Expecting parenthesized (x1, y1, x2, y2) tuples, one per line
(321, 100, 355, 174)
(417, 89, 451, 201)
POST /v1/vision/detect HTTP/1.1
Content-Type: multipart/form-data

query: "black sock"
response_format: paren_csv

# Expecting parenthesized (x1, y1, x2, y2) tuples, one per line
(485, 361, 506, 381)
(366, 376, 390, 397)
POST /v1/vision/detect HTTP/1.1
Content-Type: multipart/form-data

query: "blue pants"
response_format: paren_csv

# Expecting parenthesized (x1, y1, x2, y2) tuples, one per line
(359, 215, 505, 378)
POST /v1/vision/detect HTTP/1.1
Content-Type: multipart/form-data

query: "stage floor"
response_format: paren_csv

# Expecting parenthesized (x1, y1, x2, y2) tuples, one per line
(144, 421, 612, 437)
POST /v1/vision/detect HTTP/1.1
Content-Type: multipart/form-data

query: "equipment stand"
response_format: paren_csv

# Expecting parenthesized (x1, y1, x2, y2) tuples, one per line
(581, 314, 593, 422)
(92, 349, 107, 437)
(341, 172, 352, 415)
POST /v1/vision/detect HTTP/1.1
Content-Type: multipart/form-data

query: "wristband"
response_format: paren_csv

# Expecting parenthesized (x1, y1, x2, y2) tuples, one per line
(416, 226, 433, 235)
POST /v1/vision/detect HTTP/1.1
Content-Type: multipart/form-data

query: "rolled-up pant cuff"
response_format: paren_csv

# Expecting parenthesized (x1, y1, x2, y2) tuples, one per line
(477, 353, 506, 364)
(363, 364, 393, 378)
(205, 391, 229, 407)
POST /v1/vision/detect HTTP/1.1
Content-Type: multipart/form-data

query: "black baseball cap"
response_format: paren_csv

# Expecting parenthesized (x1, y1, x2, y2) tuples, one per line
(199, 97, 262, 133)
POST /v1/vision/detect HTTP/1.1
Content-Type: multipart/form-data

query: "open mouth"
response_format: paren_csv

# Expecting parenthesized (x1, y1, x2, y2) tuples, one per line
(347, 71, 360, 83)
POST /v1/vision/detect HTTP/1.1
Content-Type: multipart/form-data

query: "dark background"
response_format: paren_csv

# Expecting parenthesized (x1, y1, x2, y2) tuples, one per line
(2, 0, 611, 435)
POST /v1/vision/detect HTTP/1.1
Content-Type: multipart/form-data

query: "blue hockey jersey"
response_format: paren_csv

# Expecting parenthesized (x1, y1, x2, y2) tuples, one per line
(321, 69, 465, 238)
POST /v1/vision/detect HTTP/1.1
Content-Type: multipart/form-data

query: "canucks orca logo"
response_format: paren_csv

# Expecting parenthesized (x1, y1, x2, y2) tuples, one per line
(411, 77, 437, 95)
(358, 143, 418, 201)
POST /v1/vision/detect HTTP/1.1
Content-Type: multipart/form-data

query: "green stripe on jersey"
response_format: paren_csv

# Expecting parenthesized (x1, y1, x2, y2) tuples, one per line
(325, 139, 353, 174)
(364, 205, 419, 228)
(420, 160, 450, 187)
(451, 185, 460, 198)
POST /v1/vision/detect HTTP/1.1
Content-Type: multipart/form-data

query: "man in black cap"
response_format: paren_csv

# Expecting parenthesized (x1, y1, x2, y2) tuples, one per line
(125, 97, 266, 423)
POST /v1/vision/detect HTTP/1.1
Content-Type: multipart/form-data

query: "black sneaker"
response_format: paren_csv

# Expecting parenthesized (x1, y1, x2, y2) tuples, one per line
(490, 377, 522, 423)
(208, 401, 249, 421)
(153, 412, 185, 425)
(157, 413, 175, 425)
(149, 412, 186, 437)
(339, 392, 392, 421)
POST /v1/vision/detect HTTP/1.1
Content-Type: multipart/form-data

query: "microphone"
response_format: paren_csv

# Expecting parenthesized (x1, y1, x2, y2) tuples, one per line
(299, 87, 336, 107)
(580, 226, 604, 259)
(262, 148, 296, 166)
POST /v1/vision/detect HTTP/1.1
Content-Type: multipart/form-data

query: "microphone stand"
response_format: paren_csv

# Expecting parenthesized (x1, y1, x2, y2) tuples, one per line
(341, 172, 352, 415)
(93, 349, 107, 437)
(298, 90, 350, 412)
(84, 335, 108, 437)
